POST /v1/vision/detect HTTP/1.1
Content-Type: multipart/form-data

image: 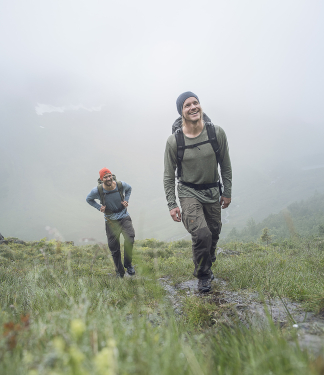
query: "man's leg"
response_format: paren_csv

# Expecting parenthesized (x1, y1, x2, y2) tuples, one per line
(203, 201, 222, 263)
(105, 220, 124, 276)
(120, 216, 135, 270)
(180, 197, 212, 279)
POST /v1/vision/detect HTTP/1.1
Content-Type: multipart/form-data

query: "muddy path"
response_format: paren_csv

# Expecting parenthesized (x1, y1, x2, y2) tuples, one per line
(159, 276, 324, 356)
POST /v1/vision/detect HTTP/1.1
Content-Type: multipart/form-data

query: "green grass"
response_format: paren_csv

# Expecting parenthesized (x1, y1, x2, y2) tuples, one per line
(0, 237, 323, 374)
(215, 239, 324, 313)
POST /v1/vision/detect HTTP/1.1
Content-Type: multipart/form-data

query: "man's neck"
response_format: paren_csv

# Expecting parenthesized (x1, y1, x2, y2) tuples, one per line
(182, 119, 204, 138)
(103, 181, 116, 191)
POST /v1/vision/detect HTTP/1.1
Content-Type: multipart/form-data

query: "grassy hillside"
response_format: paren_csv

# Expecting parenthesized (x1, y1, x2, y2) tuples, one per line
(0, 236, 324, 374)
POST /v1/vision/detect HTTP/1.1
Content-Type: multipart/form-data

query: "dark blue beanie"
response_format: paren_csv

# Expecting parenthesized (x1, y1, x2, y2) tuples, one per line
(176, 91, 199, 115)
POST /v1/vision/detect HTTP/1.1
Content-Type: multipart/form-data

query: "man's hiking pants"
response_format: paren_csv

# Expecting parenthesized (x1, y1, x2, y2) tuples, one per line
(105, 216, 135, 276)
(180, 197, 222, 279)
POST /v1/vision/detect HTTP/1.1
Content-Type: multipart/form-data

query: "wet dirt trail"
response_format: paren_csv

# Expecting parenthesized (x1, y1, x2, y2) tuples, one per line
(159, 275, 324, 356)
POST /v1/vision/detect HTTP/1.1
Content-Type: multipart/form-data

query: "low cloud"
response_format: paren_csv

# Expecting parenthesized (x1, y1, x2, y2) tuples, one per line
(35, 103, 104, 115)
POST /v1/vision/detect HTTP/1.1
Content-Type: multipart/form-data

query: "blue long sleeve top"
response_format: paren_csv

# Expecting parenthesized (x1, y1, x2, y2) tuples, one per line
(86, 181, 132, 221)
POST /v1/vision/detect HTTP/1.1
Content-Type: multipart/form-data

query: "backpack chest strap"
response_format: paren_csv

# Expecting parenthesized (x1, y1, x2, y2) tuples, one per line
(184, 139, 215, 150)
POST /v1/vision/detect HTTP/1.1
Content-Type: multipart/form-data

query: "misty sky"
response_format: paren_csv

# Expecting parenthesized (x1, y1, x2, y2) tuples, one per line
(1, 0, 323, 121)
(1, 0, 324, 242)
(1, 0, 323, 157)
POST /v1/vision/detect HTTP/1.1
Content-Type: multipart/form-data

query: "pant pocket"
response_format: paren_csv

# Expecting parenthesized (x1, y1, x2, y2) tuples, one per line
(182, 205, 199, 233)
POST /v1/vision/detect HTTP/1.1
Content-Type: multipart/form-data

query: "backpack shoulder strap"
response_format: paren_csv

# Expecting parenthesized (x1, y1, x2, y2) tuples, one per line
(97, 184, 105, 206)
(206, 122, 221, 165)
(174, 128, 185, 179)
(116, 181, 125, 202)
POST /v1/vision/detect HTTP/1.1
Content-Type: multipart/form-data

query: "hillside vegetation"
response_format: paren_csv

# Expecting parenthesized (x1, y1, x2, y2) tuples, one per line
(0, 234, 324, 374)
(226, 192, 324, 243)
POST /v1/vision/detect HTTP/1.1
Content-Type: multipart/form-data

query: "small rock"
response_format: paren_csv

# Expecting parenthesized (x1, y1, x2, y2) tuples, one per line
(236, 304, 248, 310)
(13, 240, 26, 245)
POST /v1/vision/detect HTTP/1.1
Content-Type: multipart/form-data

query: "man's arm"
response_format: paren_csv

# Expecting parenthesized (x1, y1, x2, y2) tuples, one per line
(164, 137, 181, 221)
(121, 182, 132, 208)
(217, 126, 232, 208)
(86, 188, 102, 211)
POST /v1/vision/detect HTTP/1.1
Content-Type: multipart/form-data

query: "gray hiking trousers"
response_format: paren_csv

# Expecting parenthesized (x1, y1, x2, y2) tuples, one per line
(105, 215, 135, 276)
(180, 197, 222, 279)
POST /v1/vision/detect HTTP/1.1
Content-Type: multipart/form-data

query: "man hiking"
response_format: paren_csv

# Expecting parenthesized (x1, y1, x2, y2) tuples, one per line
(86, 168, 135, 278)
(164, 91, 232, 292)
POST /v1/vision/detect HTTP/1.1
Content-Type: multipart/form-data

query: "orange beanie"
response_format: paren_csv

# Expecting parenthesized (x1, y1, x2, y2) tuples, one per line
(99, 167, 111, 180)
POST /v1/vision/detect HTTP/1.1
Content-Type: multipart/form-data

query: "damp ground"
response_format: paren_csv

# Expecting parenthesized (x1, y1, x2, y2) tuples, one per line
(159, 275, 324, 356)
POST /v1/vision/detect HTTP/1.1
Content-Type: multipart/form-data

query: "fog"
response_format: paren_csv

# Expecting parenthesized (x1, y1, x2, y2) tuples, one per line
(1, 0, 324, 244)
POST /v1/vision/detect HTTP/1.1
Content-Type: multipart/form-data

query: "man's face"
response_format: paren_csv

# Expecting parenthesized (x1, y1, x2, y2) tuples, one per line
(103, 173, 113, 186)
(182, 97, 202, 122)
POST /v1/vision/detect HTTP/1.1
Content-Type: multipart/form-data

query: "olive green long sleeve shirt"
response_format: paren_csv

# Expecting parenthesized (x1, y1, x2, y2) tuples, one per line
(163, 124, 232, 211)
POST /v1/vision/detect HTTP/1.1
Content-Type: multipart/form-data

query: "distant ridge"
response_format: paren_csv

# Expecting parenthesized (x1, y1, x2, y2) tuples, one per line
(226, 192, 324, 242)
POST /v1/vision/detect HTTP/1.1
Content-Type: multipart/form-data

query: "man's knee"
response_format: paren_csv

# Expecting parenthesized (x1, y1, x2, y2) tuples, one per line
(193, 226, 212, 248)
(125, 235, 135, 246)
(122, 218, 135, 243)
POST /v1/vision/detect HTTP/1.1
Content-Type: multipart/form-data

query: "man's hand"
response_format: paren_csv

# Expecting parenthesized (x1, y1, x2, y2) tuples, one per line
(220, 197, 231, 209)
(100, 206, 106, 212)
(170, 207, 181, 222)
(121, 201, 128, 208)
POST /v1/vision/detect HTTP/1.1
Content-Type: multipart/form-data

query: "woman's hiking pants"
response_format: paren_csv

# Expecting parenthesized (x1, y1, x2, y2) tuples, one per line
(105, 215, 135, 276)
(180, 197, 222, 279)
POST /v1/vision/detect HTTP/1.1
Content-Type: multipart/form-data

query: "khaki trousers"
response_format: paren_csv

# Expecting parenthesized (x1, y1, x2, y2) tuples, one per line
(180, 197, 222, 279)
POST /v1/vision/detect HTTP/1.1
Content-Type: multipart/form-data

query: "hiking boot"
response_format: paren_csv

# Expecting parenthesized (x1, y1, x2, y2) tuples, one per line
(116, 272, 124, 278)
(198, 278, 211, 293)
(126, 265, 135, 275)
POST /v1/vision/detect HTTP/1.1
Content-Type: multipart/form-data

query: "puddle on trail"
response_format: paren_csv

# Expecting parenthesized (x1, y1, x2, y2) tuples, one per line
(159, 276, 324, 356)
